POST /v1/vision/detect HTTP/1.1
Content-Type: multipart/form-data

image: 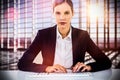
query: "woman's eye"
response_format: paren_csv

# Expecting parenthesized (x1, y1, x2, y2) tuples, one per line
(56, 12, 60, 15)
(65, 11, 69, 15)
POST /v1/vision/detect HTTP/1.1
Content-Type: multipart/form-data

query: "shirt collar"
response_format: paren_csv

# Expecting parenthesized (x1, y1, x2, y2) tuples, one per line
(56, 26, 72, 40)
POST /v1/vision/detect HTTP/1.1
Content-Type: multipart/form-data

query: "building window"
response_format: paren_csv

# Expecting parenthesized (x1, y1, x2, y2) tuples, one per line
(0, 0, 120, 50)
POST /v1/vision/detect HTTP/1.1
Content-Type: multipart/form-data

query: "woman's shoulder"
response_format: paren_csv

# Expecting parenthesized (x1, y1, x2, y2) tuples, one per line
(39, 26, 56, 32)
(37, 25, 56, 33)
(72, 26, 88, 35)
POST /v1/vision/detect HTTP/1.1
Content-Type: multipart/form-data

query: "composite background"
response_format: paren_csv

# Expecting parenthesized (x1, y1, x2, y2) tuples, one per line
(0, 0, 120, 70)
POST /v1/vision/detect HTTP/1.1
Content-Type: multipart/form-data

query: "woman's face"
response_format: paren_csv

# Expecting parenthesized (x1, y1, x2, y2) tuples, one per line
(53, 2, 74, 30)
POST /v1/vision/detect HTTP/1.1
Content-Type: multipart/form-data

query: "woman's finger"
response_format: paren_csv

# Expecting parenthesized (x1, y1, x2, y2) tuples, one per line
(77, 63, 86, 72)
(54, 64, 67, 73)
(81, 65, 92, 72)
(72, 62, 81, 72)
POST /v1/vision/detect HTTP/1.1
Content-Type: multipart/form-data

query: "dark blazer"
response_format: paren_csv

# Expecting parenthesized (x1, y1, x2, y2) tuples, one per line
(18, 25, 111, 72)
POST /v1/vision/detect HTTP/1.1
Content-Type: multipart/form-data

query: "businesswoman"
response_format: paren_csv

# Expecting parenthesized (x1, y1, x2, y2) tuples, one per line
(18, 0, 111, 73)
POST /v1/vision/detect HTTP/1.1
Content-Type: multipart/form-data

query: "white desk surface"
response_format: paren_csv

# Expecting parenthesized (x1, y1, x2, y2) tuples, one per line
(0, 69, 120, 80)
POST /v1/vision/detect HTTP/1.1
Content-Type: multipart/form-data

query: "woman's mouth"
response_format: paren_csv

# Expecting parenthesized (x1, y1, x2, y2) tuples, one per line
(60, 22, 66, 25)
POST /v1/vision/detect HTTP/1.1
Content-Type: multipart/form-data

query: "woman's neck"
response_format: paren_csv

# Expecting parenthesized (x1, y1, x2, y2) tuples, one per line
(58, 26, 70, 39)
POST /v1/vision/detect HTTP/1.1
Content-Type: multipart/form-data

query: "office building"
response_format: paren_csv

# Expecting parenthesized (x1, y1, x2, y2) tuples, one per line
(0, 0, 120, 70)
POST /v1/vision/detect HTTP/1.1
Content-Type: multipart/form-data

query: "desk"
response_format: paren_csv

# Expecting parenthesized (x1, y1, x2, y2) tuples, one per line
(0, 69, 120, 80)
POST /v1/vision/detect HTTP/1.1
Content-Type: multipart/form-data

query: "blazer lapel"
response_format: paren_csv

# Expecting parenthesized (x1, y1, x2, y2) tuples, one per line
(72, 27, 78, 66)
(49, 25, 56, 65)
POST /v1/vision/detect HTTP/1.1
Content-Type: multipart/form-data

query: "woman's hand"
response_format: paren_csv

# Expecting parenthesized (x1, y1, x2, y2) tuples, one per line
(72, 62, 92, 72)
(45, 64, 67, 73)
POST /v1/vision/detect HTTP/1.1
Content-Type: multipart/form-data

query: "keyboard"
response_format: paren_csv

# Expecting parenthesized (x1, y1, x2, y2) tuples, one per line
(32, 72, 92, 77)
(25, 71, 92, 80)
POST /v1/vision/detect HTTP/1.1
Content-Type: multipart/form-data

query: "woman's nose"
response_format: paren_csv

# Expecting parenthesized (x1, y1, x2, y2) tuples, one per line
(60, 14, 65, 19)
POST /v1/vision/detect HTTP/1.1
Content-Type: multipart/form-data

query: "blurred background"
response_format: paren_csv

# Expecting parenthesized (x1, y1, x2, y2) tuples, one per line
(0, 0, 120, 70)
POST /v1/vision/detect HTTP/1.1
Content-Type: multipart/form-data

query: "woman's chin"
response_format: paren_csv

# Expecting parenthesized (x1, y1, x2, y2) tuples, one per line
(60, 25, 67, 29)
(57, 23, 68, 30)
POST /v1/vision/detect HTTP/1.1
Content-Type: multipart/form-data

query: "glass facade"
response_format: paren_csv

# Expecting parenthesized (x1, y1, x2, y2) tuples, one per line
(0, 0, 120, 50)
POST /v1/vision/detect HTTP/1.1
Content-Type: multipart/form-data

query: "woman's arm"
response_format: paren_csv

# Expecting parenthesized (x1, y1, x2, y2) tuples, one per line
(17, 31, 47, 72)
(86, 32, 111, 72)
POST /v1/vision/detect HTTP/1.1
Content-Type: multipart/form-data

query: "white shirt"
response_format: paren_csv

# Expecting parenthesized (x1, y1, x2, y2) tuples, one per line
(54, 27, 73, 68)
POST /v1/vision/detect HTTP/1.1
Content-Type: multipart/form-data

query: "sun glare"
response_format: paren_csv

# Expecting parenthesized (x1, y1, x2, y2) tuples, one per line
(89, 4, 104, 22)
